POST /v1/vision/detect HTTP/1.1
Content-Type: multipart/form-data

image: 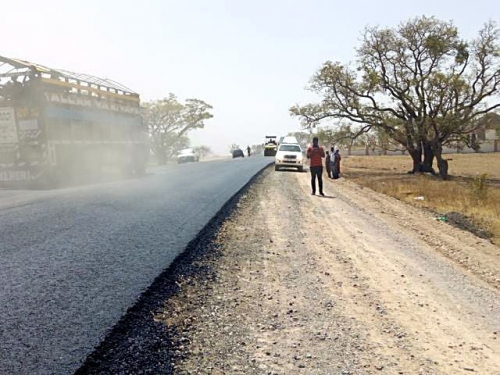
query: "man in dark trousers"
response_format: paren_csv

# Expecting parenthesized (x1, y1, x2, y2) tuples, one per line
(325, 150, 332, 178)
(332, 148, 342, 179)
(306, 137, 325, 196)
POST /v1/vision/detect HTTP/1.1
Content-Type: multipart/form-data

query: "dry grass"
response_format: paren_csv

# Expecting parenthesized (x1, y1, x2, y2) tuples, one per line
(342, 153, 500, 244)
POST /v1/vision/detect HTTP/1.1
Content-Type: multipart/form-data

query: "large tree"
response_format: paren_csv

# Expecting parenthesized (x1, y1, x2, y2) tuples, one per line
(286, 131, 311, 149)
(193, 145, 212, 159)
(291, 16, 500, 179)
(320, 123, 373, 155)
(144, 94, 213, 164)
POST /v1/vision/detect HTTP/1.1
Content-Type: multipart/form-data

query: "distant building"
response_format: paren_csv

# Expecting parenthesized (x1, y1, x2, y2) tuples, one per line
(475, 112, 500, 141)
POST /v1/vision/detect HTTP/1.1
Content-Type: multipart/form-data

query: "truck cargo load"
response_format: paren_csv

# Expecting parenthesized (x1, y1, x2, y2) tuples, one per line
(0, 56, 149, 188)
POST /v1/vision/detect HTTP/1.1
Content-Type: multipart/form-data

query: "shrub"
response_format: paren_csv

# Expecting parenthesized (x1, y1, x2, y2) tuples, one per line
(470, 173, 488, 201)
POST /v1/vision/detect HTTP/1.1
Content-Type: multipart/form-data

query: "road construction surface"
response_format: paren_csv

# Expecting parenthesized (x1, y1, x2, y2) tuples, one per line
(162, 168, 500, 375)
(0, 156, 271, 375)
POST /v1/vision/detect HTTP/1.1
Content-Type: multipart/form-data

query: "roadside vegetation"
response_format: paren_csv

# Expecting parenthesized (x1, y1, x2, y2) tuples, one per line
(291, 16, 500, 180)
(342, 153, 500, 244)
(143, 94, 214, 164)
(289, 14, 500, 244)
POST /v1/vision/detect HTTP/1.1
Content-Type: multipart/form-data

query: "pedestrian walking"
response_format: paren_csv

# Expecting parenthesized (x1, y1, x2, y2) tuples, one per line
(306, 137, 325, 196)
(332, 148, 342, 179)
(325, 151, 332, 178)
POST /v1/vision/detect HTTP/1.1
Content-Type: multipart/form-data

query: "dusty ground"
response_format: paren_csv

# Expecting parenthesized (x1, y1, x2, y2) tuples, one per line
(342, 153, 500, 180)
(342, 154, 500, 245)
(158, 167, 500, 375)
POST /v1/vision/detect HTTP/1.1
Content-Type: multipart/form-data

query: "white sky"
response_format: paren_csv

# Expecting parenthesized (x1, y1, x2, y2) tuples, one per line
(2, 0, 498, 154)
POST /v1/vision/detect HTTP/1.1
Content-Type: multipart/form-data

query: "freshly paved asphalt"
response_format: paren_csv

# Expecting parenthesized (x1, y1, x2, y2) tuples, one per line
(0, 156, 272, 375)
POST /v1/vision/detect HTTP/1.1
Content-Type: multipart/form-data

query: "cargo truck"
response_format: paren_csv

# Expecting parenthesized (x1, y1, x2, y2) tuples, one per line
(0, 56, 149, 188)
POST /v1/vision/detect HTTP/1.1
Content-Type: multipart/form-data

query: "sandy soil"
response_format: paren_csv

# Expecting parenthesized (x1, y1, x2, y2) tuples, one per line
(342, 153, 500, 180)
(159, 167, 500, 375)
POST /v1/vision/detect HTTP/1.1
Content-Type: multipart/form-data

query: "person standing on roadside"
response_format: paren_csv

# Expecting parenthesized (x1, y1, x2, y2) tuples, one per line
(329, 146, 335, 179)
(306, 137, 325, 196)
(332, 148, 342, 179)
(325, 151, 332, 178)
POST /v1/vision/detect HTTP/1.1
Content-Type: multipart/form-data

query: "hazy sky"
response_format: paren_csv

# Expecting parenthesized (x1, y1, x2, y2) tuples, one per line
(2, 0, 498, 154)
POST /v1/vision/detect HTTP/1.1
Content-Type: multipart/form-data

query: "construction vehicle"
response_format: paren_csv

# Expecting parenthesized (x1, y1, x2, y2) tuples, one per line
(0, 56, 149, 188)
(264, 135, 278, 157)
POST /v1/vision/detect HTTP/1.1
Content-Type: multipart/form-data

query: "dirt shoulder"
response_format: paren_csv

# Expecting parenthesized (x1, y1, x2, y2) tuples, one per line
(159, 168, 500, 375)
(342, 154, 500, 245)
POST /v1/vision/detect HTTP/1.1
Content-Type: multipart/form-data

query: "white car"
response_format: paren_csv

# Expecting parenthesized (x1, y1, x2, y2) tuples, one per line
(275, 143, 303, 172)
(177, 148, 200, 164)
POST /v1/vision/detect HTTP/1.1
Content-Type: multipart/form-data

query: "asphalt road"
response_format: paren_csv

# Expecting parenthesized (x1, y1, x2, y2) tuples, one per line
(0, 156, 272, 375)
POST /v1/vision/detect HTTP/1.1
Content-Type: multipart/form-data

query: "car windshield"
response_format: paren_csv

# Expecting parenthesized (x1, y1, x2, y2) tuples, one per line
(279, 145, 301, 152)
(180, 149, 193, 154)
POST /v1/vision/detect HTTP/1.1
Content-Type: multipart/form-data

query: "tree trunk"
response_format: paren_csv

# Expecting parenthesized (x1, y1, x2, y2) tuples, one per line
(471, 133, 481, 153)
(432, 142, 448, 180)
(408, 146, 422, 174)
(422, 141, 436, 174)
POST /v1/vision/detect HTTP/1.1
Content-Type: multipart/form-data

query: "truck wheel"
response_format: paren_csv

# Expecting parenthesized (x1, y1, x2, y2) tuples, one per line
(275, 165, 279, 171)
(298, 166, 303, 172)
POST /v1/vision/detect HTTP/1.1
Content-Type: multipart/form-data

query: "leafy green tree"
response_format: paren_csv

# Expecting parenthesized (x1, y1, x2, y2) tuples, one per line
(315, 127, 336, 148)
(311, 123, 373, 154)
(291, 16, 500, 179)
(144, 94, 213, 164)
(163, 134, 190, 160)
(193, 145, 212, 159)
(286, 131, 311, 149)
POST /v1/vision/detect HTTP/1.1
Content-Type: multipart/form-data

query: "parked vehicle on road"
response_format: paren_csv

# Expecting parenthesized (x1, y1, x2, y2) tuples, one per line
(275, 143, 303, 172)
(232, 148, 244, 158)
(177, 148, 200, 164)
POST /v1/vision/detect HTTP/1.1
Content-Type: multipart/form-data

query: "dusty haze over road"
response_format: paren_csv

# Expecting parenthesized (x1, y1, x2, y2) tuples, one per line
(0, 157, 271, 374)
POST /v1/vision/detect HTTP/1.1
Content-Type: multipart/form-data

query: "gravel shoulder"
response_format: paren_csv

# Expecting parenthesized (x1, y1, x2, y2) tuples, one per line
(160, 167, 500, 375)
